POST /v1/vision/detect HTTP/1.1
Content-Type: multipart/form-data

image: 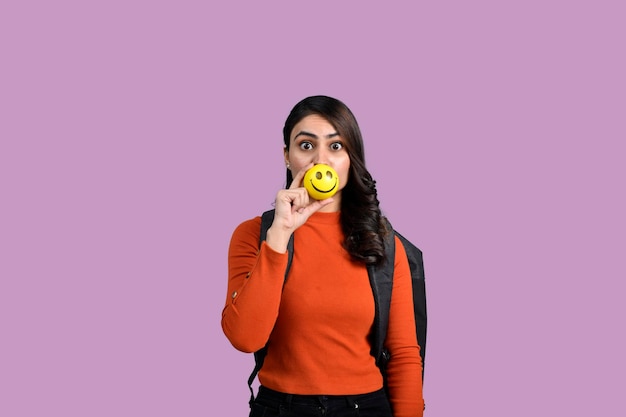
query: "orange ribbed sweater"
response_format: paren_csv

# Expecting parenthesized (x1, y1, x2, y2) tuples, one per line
(222, 211, 424, 417)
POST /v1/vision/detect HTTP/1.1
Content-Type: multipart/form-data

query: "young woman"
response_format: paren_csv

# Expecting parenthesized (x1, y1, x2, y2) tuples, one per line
(222, 96, 424, 417)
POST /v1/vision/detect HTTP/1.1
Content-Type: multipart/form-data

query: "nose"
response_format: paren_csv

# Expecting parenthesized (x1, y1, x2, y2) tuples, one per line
(313, 147, 330, 165)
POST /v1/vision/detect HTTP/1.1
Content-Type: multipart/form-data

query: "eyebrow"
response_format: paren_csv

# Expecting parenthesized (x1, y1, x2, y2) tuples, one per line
(293, 130, 340, 140)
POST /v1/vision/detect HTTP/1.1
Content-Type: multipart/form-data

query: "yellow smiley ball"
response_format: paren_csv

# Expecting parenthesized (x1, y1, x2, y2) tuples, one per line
(303, 164, 340, 200)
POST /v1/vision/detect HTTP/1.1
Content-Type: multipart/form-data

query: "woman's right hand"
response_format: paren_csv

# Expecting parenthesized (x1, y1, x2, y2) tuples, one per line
(265, 163, 334, 253)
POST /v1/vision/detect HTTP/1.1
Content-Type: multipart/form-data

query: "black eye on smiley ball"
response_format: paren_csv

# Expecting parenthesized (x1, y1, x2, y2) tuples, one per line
(303, 164, 339, 200)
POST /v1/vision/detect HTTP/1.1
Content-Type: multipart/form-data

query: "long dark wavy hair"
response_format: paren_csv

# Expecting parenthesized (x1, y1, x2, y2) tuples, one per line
(283, 95, 387, 265)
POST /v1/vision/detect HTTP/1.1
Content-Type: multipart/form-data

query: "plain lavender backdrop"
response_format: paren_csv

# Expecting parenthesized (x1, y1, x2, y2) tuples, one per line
(1, 1, 624, 416)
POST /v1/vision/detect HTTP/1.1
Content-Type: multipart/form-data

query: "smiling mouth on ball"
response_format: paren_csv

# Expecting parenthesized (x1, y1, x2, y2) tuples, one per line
(310, 178, 338, 194)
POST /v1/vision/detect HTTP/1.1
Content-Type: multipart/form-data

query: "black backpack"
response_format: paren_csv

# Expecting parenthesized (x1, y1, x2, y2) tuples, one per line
(248, 209, 427, 403)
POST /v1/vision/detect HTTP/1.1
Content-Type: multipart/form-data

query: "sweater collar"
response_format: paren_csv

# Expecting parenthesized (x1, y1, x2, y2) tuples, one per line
(308, 210, 341, 225)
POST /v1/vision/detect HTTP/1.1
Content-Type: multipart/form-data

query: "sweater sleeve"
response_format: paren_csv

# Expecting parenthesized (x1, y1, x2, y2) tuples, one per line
(384, 236, 425, 417)
(221, 217, 289, 353)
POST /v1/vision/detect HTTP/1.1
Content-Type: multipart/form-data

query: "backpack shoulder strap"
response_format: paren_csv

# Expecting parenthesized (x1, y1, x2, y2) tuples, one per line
(260, 209, 294, 278)
(370, 220, 428, 383)
(367, 219, 396, 369)
(247, 209, 294, 405)
(394, 230, 427, 378)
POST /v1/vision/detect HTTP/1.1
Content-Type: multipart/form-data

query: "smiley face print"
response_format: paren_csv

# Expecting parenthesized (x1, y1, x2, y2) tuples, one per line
(303, 164, 339, 200)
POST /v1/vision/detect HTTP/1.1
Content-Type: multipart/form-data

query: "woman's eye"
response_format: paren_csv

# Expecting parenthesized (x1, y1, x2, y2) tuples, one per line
(299, 141, 313, 150)
(330, 142, 343, 151)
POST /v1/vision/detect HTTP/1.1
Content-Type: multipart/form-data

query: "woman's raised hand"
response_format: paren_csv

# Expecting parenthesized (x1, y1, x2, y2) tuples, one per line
(265, 163, 334, 253)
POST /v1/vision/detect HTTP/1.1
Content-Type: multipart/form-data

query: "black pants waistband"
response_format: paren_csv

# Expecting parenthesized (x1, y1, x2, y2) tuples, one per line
(256, 385, 386, 408)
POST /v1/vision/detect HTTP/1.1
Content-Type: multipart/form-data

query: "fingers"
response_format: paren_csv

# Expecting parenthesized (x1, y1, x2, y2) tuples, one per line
(274, 188, 310, 222)
(276, 188, 310, 209)
(288, 189, 311, 213)
(274, 188, 332, 224)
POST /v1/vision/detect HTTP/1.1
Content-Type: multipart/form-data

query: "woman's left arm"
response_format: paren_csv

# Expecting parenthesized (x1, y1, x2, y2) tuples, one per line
(384, 236, 425, 417)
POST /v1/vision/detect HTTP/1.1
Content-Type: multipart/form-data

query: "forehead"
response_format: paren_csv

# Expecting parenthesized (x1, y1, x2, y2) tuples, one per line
(290, 114, 337, 140)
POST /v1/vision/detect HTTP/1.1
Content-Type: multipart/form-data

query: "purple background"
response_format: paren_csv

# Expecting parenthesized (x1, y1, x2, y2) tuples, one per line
(1, 1, 624, 416)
